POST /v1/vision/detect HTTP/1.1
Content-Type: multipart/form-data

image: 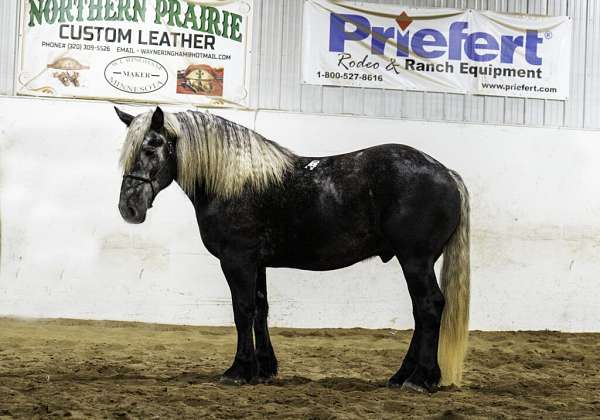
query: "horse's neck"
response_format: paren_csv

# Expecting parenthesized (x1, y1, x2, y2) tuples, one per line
(181, 182, 226, 211)
(180, 182, 208, 206)
(181, 176, 284, 211)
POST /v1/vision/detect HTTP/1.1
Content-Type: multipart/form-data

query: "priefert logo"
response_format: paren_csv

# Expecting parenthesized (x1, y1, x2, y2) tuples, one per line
(328, 12, 545, 66)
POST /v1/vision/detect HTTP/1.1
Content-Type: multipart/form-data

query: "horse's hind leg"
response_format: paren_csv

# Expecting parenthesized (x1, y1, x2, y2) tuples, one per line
(387, 298, 422, 387)
(389, 256, 444, 392)
(254, 267, 278, 382)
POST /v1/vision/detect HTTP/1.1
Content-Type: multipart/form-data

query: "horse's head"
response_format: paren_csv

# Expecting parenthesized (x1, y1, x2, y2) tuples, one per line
(116, 107, 177, 224)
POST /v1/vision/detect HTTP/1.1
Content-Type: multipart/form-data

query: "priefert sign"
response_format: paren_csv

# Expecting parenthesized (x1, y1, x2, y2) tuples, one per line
(302, 0, 572, 100)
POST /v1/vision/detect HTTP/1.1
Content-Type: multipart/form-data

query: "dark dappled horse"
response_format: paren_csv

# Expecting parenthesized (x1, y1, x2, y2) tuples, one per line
(116, 107, 470, 393)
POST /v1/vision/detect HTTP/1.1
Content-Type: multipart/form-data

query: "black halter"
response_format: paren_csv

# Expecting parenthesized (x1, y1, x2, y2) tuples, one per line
(123, 173, 157, 199)
(122, 141, 175, 203)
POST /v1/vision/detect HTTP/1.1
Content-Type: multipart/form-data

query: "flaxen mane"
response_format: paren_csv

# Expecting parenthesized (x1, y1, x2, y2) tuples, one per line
(120, 110, 295, 198)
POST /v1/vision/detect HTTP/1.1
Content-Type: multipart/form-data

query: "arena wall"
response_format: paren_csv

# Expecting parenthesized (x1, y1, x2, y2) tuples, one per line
(1, 96, 599, 332)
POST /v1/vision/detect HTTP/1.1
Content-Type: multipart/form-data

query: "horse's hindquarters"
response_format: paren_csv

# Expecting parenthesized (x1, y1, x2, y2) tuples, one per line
(262, 144, 460, 270)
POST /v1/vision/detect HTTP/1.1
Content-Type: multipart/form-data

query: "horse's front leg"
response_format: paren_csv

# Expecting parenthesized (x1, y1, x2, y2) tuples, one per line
(254, 267, 278, 382)
(220, 259, 259, 384)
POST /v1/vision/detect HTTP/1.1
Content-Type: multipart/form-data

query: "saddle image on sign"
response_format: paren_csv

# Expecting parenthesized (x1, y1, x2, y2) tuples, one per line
(177, 64, 224, 97)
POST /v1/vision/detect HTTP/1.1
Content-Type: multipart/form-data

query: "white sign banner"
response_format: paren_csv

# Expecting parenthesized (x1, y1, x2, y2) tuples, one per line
(302, 0, 572, 100)
(17, 0, 253, 107)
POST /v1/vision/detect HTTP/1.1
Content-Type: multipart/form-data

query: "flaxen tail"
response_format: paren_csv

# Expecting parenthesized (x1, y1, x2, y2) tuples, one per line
(438, 170, 470, 387)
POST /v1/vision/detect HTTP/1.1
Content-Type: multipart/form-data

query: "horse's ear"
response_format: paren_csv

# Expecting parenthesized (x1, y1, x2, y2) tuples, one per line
(151, 107, 164, 131)
(114, 107, 134, 126)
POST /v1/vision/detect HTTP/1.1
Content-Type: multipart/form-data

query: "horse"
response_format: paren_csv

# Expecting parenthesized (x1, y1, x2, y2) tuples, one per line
(115, 106, 470, 393)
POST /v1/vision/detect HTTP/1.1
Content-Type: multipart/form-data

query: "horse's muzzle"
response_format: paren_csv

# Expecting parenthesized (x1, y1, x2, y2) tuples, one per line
(119, 202, 147, 224)
(119, 177, 154, 224)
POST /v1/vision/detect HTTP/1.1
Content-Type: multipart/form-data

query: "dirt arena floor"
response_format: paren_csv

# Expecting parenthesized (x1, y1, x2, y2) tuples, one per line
(0, 318, 598, 419)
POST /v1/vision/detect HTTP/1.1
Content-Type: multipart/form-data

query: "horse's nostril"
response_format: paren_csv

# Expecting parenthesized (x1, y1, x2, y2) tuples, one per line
(127, 206, 137, 219)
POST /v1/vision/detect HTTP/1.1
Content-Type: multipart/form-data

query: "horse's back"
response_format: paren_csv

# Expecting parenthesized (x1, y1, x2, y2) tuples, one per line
(261, 143, 460, 269)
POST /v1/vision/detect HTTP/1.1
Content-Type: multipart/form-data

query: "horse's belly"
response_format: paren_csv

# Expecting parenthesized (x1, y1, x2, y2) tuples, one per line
(269, 227, 387, 271)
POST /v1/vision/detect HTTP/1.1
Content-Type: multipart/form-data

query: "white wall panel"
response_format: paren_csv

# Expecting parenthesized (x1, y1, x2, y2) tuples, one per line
(528, 0, 547, 15)
(424, 92, 445, 121)
(280, 0, 303, 112)
(484, 96, 505, 124)
(504, 0, 527, 125)
(525, 0, 547, 128)
(342, 88, 365, 115)
(525, 100, 545, 126)
(384, 90, 404, 118)
(257, 1, 284, 110)
(363, 88, 386, 117)
(301, 84, 323, 113)
(464, 95, 485, 122)
(584, 0, 600, 128)
(565, 0, 588, 128)
(322, 86, 344, 114)
(547, 0, 567, 16)
(445, 93, 465, 121)
(248, 0, 263, 109)
(545, 0, 568, 128)
(404, 91, 425, 120)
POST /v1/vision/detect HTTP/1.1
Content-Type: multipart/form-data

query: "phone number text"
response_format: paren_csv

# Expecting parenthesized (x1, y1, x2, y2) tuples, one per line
(316, 71, 383, 82)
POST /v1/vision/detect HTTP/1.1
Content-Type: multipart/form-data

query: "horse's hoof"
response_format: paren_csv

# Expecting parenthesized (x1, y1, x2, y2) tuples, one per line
(219, 375, 247, 386)
(401, 381, 428, 393)
(257, 375, 276, 384)
(387, 379, 403, 388)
